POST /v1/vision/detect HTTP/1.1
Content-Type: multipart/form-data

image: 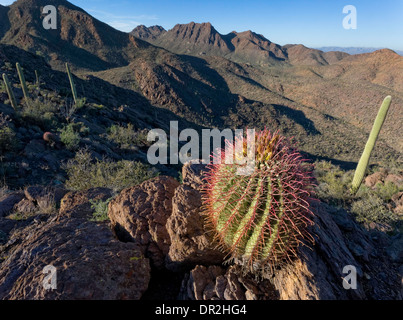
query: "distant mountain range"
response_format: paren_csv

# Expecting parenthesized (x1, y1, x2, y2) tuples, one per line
(131, 23, 351, 67)
(317, 47, 403, 56)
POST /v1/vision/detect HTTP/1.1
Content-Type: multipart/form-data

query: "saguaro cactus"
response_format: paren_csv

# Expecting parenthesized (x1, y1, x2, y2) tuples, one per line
(351, 96, 392, 194)
(202, 130, 315, 273)
(66, 63, 78, 104)
(35, 70, 40, 87)
(16, 62, 30, 106)
(2, 73, 18, 110)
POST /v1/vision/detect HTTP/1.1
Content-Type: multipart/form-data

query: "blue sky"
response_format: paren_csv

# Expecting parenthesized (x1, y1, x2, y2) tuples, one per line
(1, 0, 402, 50)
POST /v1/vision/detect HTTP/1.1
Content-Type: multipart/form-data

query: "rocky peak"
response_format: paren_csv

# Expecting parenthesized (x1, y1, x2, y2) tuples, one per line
(131, 25, 166, 40)
(169, 22, 225, 46)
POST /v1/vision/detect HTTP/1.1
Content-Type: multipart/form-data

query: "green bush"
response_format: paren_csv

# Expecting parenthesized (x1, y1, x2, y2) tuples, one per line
(89, 197, 113, 222)
(60, 123, 81, 151)
(315, 160, 402, 230)
(107, 123, 149, 149)
(0, 185, 9, 198)
(351, 194, 397, 226)
(0, 113, 16, 152)
(0, 80, 6, 93)
(63, 149, 158, 192)
(373, 181, 402, 202)
(314, 161, 353, 206)
(20, 97, 58, 128)
(75, 97, 86, 110)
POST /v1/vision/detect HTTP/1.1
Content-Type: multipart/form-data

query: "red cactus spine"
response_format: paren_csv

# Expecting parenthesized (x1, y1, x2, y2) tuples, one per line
(202, 129, 315, 272)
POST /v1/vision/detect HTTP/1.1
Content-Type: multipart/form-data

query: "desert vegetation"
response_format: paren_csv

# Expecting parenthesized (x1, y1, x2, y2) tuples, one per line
(0, 0, 402, 301)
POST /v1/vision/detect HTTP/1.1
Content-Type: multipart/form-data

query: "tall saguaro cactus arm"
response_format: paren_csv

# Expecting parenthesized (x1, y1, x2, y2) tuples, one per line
(66, 63, 78, 104)
(351, 96, 392, 194)
(16, 62, 30, 105)
(2, 73, 18, 111)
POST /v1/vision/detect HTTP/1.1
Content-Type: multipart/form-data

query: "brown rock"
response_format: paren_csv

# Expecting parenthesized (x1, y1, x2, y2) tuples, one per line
(180, 265, 225, 300)
(392, 192, 403, 207)
(394, 205, 403, 215)
(59, 187, 113, 219)
(165, 162, 225, 271)
(0, 216, 150, 300)
(365, 170, 388, 188)
(24, 186, 45, 202)
(392, 192, 403, 215)
(0, 192, 24, 217)
(179, 265, 277, 301)
(108, 176, 179, 268)
(224, 268, 246, 300)
(181, 161, 209, 190)
(24, 186, 68, 205)
(24, 186, 68, 213)
(385, 174, 403, 188)
(166, 184, 225, 271)
(13, 198, 37, 215)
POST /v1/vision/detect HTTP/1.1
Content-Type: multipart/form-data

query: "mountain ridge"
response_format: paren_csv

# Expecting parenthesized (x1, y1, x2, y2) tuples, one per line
(0, 0, 401, 159)
(0, 0, 150, 71)
(317, 46, 403, 56)
(131, 23, 351, 67)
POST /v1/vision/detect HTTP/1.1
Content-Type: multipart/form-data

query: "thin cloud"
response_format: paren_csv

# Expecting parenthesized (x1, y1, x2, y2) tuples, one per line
(109, 21, 142, 32)
(87, 9, 158, 21)
(85, 8, 158, 32)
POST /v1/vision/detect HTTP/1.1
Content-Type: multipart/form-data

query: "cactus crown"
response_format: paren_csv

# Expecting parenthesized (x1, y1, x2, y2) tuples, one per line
(202, 129, 315, 273)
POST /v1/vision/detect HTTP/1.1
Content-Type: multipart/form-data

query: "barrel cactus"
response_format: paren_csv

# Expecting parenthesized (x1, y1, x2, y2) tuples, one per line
(202, 129, 315, 273)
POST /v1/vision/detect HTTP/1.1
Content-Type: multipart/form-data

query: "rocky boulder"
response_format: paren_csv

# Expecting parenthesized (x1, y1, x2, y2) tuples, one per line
(179, 265, 277, 300)
(0, 216, 150, 300)
(364, 169, 388, 188)
(108, 176, 180, 268)
(59, 187, 113, 219)
(0, 192, 24, 217)
(165, 162, 225, 271)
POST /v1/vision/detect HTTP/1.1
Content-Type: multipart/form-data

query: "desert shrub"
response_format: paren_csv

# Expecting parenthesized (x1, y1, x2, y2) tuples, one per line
(37, 193, 58, 215)
(373, 181, 402, 202)
(0, 80, 6, 93)
(89, 197, 113, 222)
(60, 101, 78, 121)
(20, 97, 58, 128)
(63, 149, 158, 192)
(351, 193, 398, 226)
(0, 113, 16, 152)
(314, 161, 353, 206)
(0, 184, 9, 198)
(59, 123, 81, 151)
(315, 160, 402, 230)
(75, 97, 86, 110)
(107, 123, 149, 149)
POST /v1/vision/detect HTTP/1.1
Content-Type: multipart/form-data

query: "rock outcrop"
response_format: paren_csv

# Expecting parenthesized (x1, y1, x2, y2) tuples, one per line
(108, 176, 180, 268)
(0, 192, 24, 217)
(179, 265, 278, 300)
(0, 162, 401, 300)
(59, 187, 112, 219)
(166, 162, 225, 271)
(0, 216, 150, 300)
